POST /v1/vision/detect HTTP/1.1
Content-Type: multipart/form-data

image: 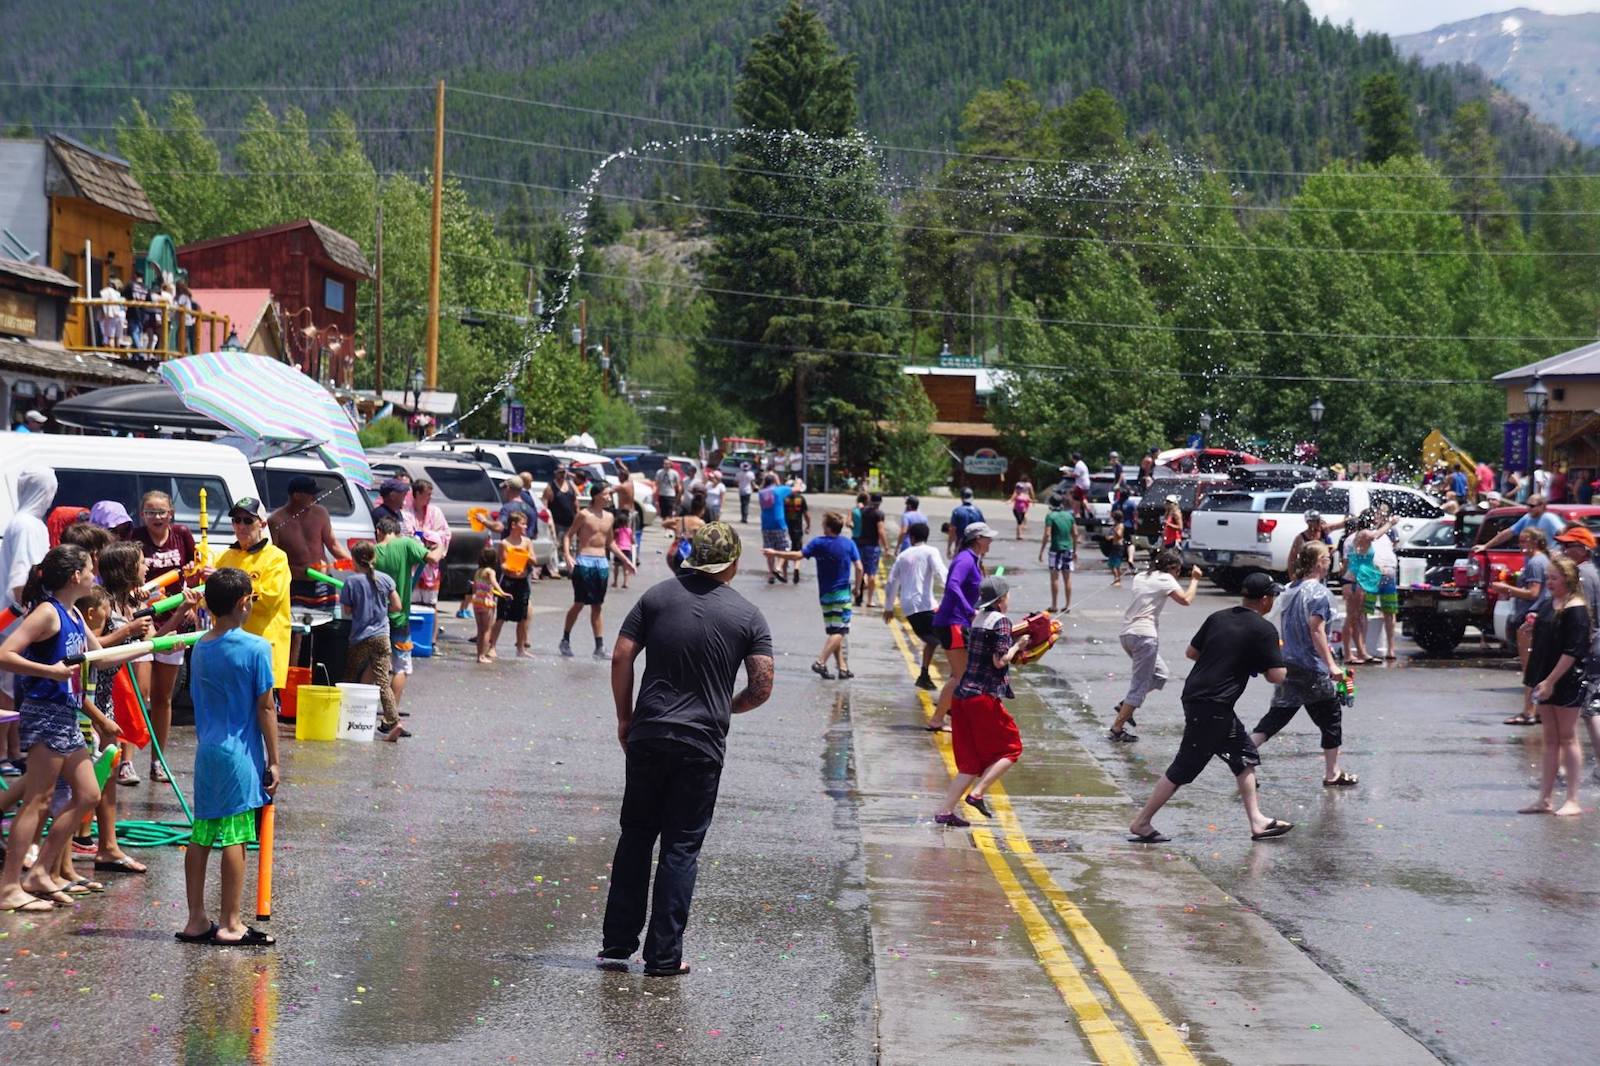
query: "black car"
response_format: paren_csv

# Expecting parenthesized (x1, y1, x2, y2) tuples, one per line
(1134, 477, 1225, 541)
(602, 447, 669, 480)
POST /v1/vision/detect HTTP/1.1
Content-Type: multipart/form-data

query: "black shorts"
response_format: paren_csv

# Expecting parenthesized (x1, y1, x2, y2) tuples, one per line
(906, 611, 935, 644)
(1165, 700, 1260, 786)
(496, 574, 531, 622)
(657, 496, 678, 519)
(934, 623, 967, 651)
(1253, 666, 1343, 749)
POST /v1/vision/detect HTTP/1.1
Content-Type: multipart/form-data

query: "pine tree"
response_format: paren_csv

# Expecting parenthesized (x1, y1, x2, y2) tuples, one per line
(1357, 73, 1419, 165)
(697, 0, 903, 457)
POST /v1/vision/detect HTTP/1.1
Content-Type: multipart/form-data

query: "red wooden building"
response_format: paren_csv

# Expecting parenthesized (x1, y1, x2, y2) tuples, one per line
(178, 219, 371, 378)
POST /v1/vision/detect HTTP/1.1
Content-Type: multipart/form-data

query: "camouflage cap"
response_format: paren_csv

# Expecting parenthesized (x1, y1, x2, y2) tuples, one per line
(683, 521, 742, 575)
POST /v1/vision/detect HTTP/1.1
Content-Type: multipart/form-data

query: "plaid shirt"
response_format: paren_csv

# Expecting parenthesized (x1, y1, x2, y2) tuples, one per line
(955, 611, 1015, 700)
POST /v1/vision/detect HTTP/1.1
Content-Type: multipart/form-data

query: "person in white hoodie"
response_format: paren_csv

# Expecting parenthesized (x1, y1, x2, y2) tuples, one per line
(0, 468, 58, 779)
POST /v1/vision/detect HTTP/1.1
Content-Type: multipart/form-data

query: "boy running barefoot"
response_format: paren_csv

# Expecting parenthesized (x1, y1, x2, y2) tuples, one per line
(176, 568, 279, 946)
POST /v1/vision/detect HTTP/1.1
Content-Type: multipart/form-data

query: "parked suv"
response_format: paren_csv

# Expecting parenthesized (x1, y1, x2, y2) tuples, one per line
(1133, 475, 1229, 545)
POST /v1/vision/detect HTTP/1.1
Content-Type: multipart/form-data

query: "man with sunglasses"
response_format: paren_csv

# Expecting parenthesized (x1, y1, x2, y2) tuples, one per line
(1480, 494, 1567, 551)
(210, 498, 292, 694)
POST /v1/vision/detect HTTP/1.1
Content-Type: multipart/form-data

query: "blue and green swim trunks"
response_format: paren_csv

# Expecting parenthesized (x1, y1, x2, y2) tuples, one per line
(820, 587, 853, 635)
(189, 810, 258, 848)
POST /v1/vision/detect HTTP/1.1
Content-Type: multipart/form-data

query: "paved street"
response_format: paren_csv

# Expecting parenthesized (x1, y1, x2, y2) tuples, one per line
(2, 493, 1597, 1064)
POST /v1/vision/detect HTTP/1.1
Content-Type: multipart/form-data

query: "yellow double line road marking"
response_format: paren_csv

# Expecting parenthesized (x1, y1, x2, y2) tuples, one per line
(885, 615, 1196, 1066)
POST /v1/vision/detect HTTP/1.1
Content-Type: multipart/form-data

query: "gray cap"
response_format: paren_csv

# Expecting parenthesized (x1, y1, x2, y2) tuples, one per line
(962, 521, 998, 542)
(977, 575, 1009, 610)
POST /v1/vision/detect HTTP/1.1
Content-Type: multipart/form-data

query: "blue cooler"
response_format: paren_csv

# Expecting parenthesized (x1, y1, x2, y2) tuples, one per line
(408, 606, 436, 657)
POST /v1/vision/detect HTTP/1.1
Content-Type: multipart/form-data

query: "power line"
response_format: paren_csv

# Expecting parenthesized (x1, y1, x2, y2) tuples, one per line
(451, 171, 1600, 258)
(0, 80, 427, 93)
(441, 84, 1596, 182)
(409, 299, 1502, 387)
(41, 122, 433, 136)
(438, 250, 1600, 345)
(445, 127, 1600, 219)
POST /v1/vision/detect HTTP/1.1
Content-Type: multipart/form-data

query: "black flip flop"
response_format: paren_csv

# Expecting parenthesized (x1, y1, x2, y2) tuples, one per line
(1127, 830, 1171, 844)
(643, 962, 690, 977)
(211, 926, 276, 947)
(1251, 819, 1294, 841)
(175, 922, 219, 944)
(595, 955, 630, 972)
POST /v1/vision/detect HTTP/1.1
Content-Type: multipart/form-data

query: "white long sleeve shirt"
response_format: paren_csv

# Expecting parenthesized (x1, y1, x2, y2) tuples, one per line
(885, 543, 948, 616)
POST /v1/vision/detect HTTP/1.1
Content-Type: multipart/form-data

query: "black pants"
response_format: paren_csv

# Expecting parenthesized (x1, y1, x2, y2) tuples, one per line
(1253, 666, 1343, 749)
(600, 737, 723, 968)
(740, 492, 752, 524)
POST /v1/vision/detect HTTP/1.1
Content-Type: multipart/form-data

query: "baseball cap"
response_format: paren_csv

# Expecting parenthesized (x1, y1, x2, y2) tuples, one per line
(88, 500, 132, 529)
(1242, 572, 1283, 599)
(23, 410, 45, 424)
(1304, 509, 1323, 523)
(961, 487, 975, 501)
(1557, 526, 1598, 549)
(378, 477, 409, 496)
(682, 521, 742, 575)
(962, 521, 998, 542)
(229, 496, 265, 522)
(976, 575, 1010, 610)
(287, 474, 318, 495)
(1164, 494, 1180, 504)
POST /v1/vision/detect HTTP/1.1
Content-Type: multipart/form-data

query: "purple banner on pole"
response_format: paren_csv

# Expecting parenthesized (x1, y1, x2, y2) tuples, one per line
(1503, 419, 1531, 472)
(508, 402, 525, 436)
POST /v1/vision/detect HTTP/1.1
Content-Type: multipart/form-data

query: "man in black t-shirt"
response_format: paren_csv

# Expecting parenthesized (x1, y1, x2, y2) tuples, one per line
(598, 522, 774, 977)
(1128, 573, 1295, 844)
(853, 494, 888, 608)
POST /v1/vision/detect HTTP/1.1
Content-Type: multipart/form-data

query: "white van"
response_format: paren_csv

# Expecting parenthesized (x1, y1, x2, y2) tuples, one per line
(0, 435, 258, 542)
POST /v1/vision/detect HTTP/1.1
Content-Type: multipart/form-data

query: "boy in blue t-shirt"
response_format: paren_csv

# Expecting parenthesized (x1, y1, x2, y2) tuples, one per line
(766, 511, 862, 679)
(176, 567, 280, 947)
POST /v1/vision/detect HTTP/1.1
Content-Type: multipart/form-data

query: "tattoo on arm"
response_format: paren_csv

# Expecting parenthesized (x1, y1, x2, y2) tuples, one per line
(731, 654, 775, 713)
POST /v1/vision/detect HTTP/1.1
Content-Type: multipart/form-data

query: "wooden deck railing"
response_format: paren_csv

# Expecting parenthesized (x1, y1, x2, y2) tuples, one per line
(68, 298, 232, 359)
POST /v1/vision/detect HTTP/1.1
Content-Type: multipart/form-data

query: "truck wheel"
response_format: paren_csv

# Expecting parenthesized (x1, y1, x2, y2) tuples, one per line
(1213, 568, 1243, 593)
(1411, 616, 1466, 656)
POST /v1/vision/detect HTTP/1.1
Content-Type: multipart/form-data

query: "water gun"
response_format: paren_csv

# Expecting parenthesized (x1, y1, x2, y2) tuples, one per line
(305, 567, 345, 590)
(1336, 668, 1356, 708)
(195, 486, 213, 570)
(138, 569, 183, 600)
(1014, 611, 1064, 665)
(65, 630, 205, 666)
(0, 605, 16, 631)
(134, 584, 204, 620)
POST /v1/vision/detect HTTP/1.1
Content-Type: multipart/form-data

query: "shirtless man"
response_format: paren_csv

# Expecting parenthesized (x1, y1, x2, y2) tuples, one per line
(271, 474, 351, 666)
(560, 483, 637, 659)
(611, 463, 638, 564)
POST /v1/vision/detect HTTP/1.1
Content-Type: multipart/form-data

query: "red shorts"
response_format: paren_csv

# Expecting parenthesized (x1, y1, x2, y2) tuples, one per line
(950, 694, 1024, 775)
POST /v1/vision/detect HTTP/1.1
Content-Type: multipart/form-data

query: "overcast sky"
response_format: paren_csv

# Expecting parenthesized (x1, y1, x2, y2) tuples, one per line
(1303, 1, 1599, 35)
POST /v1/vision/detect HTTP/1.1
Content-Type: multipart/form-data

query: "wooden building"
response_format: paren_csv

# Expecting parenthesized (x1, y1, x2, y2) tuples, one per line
(0, 134, 161, 349)
(900, 364, 1023, 491)
(179, 220, 371, 379)
(1495, 342, 1600, 490)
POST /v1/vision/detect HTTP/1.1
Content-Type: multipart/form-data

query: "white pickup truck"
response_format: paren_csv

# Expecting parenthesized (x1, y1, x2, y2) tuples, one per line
(1186, 488, 1294, 591)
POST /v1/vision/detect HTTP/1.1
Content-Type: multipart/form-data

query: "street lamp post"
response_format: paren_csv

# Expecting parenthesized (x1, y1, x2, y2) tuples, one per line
(1523, 375, 1549, 479)
(1309, 396, 1326, 445)
(410, 367, 426, 439)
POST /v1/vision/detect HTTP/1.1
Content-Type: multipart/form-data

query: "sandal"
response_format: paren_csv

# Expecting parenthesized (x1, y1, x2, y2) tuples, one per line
(176, 922, 219, 943)
(1504, 713, 1539, 726)
(1128, 830, 1171, 844)
(643, 962, 690, 977)
(211, 926, 276, 947)
(811, 661, 834, 680)
(1, 894, 55, 913)
(837, 669, 854, 680)
(1250, 819, 1294, 841)
(94, 855, 148, 874)
(1322, 771, 1359, 788)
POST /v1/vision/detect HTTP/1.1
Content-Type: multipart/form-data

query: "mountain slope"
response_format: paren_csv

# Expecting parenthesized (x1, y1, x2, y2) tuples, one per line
(1396, 7, 1600, 145)
(1, 0, 1591, 200)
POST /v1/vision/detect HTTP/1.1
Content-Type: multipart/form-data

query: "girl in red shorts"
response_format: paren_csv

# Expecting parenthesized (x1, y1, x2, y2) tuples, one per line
(935, 576, 1033, 827)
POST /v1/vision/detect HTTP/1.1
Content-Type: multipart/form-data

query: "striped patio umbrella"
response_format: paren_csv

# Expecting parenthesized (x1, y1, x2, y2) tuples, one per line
(158, 351, 372, 488)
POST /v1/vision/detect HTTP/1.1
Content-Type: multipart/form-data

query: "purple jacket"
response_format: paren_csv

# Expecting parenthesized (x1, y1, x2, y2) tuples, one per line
(932, 548, 984, 628)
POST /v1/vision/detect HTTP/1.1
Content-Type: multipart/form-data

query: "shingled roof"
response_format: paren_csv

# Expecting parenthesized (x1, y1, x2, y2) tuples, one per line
(45, 134, 160, 223)
(0, 257, 79, 292)
(177, 218, 373, 279)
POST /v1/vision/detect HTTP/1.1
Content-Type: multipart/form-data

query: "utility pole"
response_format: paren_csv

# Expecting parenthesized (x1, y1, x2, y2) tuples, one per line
(424, 78, 444, 390)
(373, 200, 384, 395)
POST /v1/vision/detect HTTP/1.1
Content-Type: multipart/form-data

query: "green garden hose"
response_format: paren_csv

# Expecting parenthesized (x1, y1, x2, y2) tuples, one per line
(109, 661, 193, 848)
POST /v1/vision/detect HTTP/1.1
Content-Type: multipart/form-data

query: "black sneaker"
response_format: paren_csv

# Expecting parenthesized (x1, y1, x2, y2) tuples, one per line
(964, 793, 994, 819)
(1109, 728, 1139, 743)
(559, 638, 574, 657)
(915, 673, 936, 690)
(811, 660, 834, 679)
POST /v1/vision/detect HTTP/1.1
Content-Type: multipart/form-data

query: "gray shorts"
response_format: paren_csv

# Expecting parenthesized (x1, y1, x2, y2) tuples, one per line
(1119, 632, 1168, 708)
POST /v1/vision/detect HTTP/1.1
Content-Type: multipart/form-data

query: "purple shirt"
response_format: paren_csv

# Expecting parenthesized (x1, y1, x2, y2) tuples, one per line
(932, 548, 984, 628)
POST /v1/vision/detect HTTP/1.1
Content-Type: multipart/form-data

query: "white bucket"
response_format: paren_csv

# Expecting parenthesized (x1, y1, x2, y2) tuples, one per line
(335, 682, 380, 742)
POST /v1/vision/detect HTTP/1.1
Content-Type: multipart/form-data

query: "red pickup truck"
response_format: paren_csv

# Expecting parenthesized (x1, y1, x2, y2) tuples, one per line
(1399, 503, 1600, 653)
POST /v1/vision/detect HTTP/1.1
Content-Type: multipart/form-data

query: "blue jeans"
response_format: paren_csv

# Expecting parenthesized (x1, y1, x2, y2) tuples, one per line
(601, 738, 723, 968)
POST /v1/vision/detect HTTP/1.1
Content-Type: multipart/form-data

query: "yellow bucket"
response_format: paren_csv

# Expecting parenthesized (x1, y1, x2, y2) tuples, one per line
(294, 685, 343, 742)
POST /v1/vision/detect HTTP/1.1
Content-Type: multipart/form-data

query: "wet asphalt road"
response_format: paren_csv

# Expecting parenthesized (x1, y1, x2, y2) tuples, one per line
(1039, 547, 1600, 1066)
(3, 495, 1596, 1064)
